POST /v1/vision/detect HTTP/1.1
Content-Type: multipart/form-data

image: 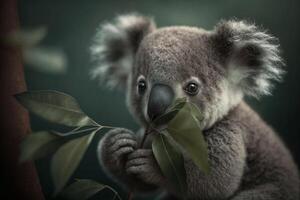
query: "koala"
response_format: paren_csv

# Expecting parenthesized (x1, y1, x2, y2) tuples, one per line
(91, 14, 299, 200)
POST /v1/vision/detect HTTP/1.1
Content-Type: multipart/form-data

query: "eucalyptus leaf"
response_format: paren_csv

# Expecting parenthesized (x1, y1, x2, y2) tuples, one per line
(188, 102, 203, 123)
(60, 179, 119, 200)
(19, 131, 65, 162)
(170, 98, 187, 111)
(152, 98, 187, 126)
(152, 109, 180, 126)
(1, 26, 47, 47)
(167, 103, 210, 174)
(51, 129, 98, 195)
(23, 46, 68, 74)
(172, 97, 187, 106)
(152, 133, 187, 194)
(15, 90, 97, 127)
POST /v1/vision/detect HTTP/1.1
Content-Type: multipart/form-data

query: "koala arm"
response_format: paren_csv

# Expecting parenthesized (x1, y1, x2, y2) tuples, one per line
(183, 120, 246, 200)
(97, 128, 137, 187)
(230, 184, 284, 200)
(97, 128, 163, 193)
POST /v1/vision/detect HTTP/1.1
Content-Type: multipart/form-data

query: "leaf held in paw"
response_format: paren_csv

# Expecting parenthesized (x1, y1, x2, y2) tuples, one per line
(152, 133, 187, 194)
(152, 97, 187, 126)
(167, 103, 210, 174)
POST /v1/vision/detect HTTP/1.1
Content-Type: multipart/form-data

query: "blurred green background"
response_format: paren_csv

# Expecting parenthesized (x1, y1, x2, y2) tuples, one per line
(19, 0, 300, 199)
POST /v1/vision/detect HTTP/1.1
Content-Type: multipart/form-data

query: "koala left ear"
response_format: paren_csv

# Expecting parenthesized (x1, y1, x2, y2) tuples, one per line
(91, 14, 156, 89)
(212, 20, 285, 97)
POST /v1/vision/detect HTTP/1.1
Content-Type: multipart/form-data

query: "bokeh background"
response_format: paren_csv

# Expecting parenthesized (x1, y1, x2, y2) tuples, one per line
(18, 0, 300, 199)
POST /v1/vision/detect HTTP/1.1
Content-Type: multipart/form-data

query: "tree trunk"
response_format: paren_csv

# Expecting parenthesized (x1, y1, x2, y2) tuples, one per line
(0, 0, 45, 199)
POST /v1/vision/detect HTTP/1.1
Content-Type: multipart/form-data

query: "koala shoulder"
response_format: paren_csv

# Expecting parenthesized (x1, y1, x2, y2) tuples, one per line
(222, 102, 299, 196)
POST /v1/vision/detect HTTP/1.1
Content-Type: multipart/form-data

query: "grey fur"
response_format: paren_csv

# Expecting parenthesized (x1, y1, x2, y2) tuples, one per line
(94, 14, 299, 199)
(213, 20, 285, 97)
(91, 14, 156, 89)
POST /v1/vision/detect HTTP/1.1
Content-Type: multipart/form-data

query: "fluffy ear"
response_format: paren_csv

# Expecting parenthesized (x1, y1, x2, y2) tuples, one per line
(91, 14, 156, 89)
(213, 20, 285, 97)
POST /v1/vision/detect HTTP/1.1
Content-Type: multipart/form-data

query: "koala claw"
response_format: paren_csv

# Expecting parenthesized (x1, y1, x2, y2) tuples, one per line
(125, 149, 164, 185)
(112, 147, 134, 161)
(109, 137, 137, 153)
(127, 149, 153, 159)
(100, 128, 137, 172)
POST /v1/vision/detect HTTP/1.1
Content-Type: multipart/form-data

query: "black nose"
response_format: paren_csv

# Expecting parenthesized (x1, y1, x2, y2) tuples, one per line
(147, 84, 174, 120)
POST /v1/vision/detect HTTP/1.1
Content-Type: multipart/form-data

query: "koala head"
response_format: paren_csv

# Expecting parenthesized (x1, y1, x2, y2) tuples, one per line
(91, 14, 284, 129)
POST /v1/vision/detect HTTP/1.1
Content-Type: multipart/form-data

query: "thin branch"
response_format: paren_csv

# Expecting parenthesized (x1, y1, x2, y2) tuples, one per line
(53, 127, 98, 137)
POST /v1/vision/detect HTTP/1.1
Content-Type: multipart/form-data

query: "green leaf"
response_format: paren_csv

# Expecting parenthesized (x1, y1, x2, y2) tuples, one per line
(23, 46, 67, 74)
(19, 131, 65, 162)
(166, 97, 187, 113)
(51, 130, 97, 195)
(167, 103, 210, 174)
(60, 179, 119, 200)
(152, 133, 187, 194)
(15, 90, 97, 127)
(152, 98, 187, 126)
(152, 109, 180, 126)
(172, 97, 187, 106)
(1, 27, 47, 47)
(188, 102, 203, 123)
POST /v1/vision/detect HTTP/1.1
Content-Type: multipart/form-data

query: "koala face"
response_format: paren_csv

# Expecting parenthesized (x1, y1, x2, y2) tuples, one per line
(128, 27, 240, 128)
(91, 14, 284, 129)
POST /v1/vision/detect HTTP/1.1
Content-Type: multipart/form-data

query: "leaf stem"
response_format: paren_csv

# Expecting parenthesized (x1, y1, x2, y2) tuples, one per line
(127, 125, 151, 200)
(53, 127, 98, 137)
(101, 125, 117, 129)
(140, 126, 151, 148)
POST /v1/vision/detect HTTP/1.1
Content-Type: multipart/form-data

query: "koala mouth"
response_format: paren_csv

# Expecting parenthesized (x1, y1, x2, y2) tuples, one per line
(147, 83, 175, 122)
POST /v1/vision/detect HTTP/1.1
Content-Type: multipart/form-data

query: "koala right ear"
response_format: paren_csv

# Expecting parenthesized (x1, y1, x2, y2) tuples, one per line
(91, 14, 156, 89)
(212, 20, 284, 98)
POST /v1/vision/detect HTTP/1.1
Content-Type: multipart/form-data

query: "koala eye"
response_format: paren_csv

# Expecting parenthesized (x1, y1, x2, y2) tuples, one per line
(184, 82, 199, 96)
(137, 79, 147, 95)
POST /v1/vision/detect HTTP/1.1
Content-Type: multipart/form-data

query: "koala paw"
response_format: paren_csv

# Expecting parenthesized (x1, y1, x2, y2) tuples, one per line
(99, 128, 137, 173)
(126, 149, 164, 186)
